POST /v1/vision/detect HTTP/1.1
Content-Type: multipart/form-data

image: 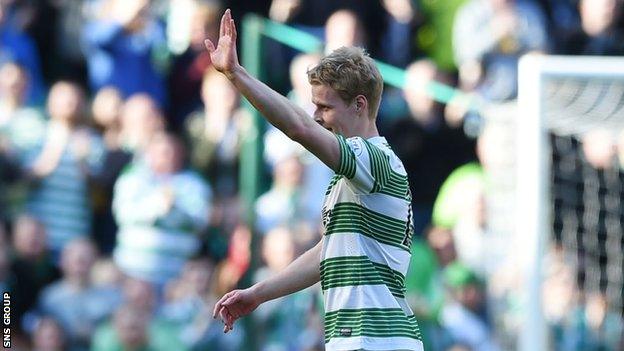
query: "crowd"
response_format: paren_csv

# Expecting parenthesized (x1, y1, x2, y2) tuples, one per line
(1, 0, 623, 350)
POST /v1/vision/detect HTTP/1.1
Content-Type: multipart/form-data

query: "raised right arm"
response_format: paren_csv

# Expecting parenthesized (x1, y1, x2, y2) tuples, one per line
(204, 9, 341, 172)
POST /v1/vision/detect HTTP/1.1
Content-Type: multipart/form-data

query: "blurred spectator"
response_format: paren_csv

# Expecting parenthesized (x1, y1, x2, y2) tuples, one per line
(434, 122, 520, 278)
(324, 9, 366, 54)
(0, 61, 45, 154)
(447, 343, 473, 351)
(31, 317, 68, 351)
(432, 163, 484, 230)
(426, 227, 458, 269)
(82, 0, 168, 106)
(385, 59, 476, 235)
(10, 215, 60, 335)
(89, 87, 132, 254)
(123, 277, 158, 314)
(25, 81, 105, 254)
(184, 67, 243, 199)
(160, 256, 245, 350)
(542, 246, 577, 350)
(268, 0, 385, 55)
(380, 0, 418, 68)
(558, 0, 624, 55)
(35, 238, 122, 351)
(413, 0, 469, 71)
(0, 1, 45, 103)
(539, 0, 580, 45)
(91, 304, 187, 351)
(432, 162, 488, 275)
(581, 129, 617, 170)
(253, 226, 323, 350)
(118, 93, 166, 156)
(223, 224, 252, 288)
(255, 154, 317, 234)
(90, 258, 124, 289)
(440, 262, 499, 351)
(561, 291, 624, 351)
(112, 132, 212, 285)
(287, 53, 320, 115)
(91, 87, 124, 151)
(0, 61, 46, 221)
(404, 230, 447, 351)
(167, 0, 221, 126)
(453, 0, 548, 101)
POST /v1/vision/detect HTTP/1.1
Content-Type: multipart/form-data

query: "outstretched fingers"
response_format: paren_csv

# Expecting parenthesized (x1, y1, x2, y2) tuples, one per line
(220, 306, 236, 333)
(230, 19, 237, 41)
(219, 10, 227, 38)
(213, 291, 231, 318)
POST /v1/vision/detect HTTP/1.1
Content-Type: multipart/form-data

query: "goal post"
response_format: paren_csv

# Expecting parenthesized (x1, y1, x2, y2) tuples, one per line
(516, 54, 624, 351)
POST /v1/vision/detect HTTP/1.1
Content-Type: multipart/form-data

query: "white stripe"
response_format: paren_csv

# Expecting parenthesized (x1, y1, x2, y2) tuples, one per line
(117, 227, 199, 255)
(322, 232, 411, 274)
(28, 198, 91, 222)
(323, 285, 403, 313)
(326, 335, 424, 351)
(47, 163, 82, 179)
(35, 188, 88, 204)
(114, 249, 188, 270)
(47, 232, 86, 250)
(113, 249, 186, 283)
(359, 192, 410, 222)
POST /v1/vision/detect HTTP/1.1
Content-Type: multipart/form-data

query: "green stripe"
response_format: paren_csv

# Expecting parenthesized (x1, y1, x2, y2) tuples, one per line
(363, 141, 391, 193)
(362, 141, 411, 201)
(324, 203, 410, 251)
(337, 135, 356, 179)
(325, 174, 342, 195)
(324, 308, 422, 342)
(379, 172, 410, 200)
(336, 135, 411, 200)
(320, 256, 406, 298)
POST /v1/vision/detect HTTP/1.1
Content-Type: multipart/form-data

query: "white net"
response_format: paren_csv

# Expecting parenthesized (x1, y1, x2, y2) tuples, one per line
(546, 75, 624, 316)
(512, 56, 624, 350)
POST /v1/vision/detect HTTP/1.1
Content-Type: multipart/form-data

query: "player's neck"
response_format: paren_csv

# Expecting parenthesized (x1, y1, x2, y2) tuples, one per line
(342, 118, 379, 139)
(357, 123, 380, 140)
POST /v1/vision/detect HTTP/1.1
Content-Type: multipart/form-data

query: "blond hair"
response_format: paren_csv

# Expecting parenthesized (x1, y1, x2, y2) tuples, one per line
(307, 46, 383, 118)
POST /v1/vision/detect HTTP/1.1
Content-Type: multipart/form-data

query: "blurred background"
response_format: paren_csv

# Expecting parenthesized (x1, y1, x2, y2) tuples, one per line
(0, 0, 623, 350)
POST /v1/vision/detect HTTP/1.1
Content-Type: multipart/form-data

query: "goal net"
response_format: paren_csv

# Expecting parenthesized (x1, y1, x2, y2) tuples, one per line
(514, 55, 624, 351)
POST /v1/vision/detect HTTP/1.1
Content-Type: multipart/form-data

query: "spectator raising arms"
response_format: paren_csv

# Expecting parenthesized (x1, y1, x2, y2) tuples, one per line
(83, 0, 168, 106)
(112, 132, 212, 285)
(25, 81, 104, 255)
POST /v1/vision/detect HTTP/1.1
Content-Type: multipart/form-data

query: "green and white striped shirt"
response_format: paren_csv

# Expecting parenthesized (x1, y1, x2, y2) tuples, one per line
(320, 135, 423, 351)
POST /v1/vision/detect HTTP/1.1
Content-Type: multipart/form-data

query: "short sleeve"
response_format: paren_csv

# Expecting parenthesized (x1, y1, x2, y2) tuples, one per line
(335, 134, 393, 193)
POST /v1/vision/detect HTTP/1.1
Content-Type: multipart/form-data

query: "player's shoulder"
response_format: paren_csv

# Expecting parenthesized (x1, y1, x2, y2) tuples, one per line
(367, 136, 408, 176)
(343, 135, 366, 158)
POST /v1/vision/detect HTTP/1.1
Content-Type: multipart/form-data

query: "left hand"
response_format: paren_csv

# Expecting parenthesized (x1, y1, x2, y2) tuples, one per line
(204, 9, 240, 79)
(213, 287, 261, 333)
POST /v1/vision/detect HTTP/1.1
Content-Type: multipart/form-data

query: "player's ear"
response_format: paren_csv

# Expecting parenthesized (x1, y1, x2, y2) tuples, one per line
(355, 95, 367, 115)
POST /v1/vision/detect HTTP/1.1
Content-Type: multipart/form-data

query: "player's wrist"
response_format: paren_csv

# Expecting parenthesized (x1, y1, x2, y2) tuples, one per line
(249, 281, 270, 304)
(223, 64, 244, 81)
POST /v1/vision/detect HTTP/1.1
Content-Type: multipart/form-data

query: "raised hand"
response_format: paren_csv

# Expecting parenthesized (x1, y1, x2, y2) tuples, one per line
(212, 288, 260, 333)
(204, 9, 240, 77)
